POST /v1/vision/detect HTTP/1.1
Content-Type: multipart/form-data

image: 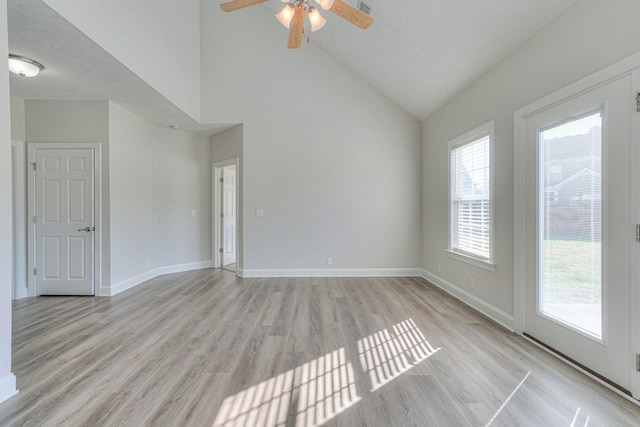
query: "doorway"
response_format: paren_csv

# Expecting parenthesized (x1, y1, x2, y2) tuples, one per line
(213, 158, 239, 273)
(28, 143, 101, 296)
(515, 59, 640, 399)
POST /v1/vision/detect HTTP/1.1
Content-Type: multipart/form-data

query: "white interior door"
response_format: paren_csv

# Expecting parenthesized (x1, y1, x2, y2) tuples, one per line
(522, 74, 632, 392)
(34, 148, 95, 295)
(222, 165, 237, 266)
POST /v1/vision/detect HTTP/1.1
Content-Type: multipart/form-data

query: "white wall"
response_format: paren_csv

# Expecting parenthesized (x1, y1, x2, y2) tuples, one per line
(422, 0, 640, 319)
(108, 102, 157, 285)
(109, 102, 212, 289)
(211, 125, 242, 162)
(0, 0, 18, 404)
(42, 0, 201, 121)
(155, 128, 212, 267)
(25, 100, 111, 288)
(201, 3, 422, 274)
(10, 96, 24, 141)
(10, 97, 26, 300)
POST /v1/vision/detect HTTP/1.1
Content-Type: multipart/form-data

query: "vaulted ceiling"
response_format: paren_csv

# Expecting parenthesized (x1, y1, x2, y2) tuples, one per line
(7, 0, 576, 129)
(264, 0, 576, 120)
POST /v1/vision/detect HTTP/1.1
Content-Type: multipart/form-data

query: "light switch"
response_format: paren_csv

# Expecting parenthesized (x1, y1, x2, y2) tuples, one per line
(191, 209, 196, 217)
(255, 209, 264, 217)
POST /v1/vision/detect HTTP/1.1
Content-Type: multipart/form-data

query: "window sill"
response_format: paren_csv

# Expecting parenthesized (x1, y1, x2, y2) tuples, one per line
(445, 249, 496, 272)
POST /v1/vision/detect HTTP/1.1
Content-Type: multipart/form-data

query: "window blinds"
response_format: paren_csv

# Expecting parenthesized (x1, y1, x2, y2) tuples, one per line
(451, 134, 491, 260)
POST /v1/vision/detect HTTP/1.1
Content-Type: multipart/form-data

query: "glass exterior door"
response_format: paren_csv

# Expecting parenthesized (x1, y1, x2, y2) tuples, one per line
(522, 75, 631, 392)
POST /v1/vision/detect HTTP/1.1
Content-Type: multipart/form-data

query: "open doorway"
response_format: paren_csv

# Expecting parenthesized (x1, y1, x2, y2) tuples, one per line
(213, 159, 239, 273)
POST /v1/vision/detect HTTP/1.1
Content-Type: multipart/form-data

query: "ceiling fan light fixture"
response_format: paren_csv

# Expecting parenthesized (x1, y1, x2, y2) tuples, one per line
(8, 54, 44, 77)
(275, 3, 296, 29)
(308, 7, 327, 32)
(314, 0, 334, 11)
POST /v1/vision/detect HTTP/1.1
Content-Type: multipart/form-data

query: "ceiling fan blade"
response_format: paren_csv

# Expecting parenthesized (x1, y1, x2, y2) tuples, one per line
(220, 0, 268, 13)
(287, 6, 305, 49)
(329, 0, 373, 30)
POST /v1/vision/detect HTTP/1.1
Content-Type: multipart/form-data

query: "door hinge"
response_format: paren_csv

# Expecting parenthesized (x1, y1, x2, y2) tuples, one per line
(636, 354, 640, 372)
(219, 177, 224, 183)
(33, 215, 37, 224)
(220, 212, 224, 218)
(33, 268, 37, 276)
(219, 248, 224, 254)
(636, 93, 640, 112)
(31, 162, 36, 171)
(636, 224, 640, 242)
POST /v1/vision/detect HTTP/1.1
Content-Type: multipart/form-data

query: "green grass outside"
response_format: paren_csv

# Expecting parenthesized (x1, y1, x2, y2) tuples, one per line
(542, 239, 601, 304)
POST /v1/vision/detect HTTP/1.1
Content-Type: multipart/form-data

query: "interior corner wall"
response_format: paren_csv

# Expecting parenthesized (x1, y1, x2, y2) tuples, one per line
(24, 100, 112, 288)
(421, 0, 640, 316)
(201, 3, 422, 272)
(42, 0, 201, 121)
(109, 102, 212, 289)
(0, 0, 17, 404)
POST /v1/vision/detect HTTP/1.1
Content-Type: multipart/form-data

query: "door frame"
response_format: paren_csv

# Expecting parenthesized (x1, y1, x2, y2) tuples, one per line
(27, 142, 103, 296)
(212, 158, 240, 272)
(514, 51, 640, 399)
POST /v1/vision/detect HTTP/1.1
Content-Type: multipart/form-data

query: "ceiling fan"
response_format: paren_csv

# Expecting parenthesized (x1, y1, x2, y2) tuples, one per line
(220, 0, 374, 49)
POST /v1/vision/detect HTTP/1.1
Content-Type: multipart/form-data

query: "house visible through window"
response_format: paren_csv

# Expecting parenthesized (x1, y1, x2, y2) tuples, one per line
(449, 122, 493, 265)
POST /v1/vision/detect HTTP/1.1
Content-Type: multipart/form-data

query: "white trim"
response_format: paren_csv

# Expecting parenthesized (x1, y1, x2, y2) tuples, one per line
(212, 158, 241, 272)
(105, 269, 159, 296)
(421, 269, 515, 332)
(105, 261, 213, 296)
(155, 261, 213, 276)
(445, 249, 496, 272)
(0, 373, 17, 404)
(447, 120, 495, 266)
(27, 142, 103, 297)
(239, 268, 423, 278)
(631, 68, 640, 400)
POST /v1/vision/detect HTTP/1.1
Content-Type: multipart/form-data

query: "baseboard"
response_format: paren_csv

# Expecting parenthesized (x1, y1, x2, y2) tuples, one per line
(105, 269, 159, 296)
(105, 261, 213, 296)
(0, 373, 17, 404)
(421, 269, 515, 332)
(154, 261, 213, 276)
(239, 268, 423, 278)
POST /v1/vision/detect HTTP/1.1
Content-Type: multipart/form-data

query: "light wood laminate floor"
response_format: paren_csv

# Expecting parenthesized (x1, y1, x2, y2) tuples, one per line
(1, 270, 639, 426)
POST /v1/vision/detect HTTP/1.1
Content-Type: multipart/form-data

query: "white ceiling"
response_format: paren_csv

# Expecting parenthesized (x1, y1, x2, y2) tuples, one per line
(7, 0, 576, 129)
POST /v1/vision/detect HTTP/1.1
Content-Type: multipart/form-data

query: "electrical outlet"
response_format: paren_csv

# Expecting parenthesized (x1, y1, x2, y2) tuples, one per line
(191, 209, 196, 217)
(255, 209, 264, 217)
(145, 259, 149, 268)
(437, 264, 441, 273)
(327, 257, 333, 265)
(470, 278, 475, 289)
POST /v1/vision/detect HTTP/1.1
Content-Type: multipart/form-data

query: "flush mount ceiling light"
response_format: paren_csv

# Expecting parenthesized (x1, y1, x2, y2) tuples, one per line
(8, 54, 44, 77)
(220, 0, 373, 49)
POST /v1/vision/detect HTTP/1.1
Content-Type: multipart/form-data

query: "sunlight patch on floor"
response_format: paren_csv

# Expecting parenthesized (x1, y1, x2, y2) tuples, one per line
(357, 318, 440, 392)
(213, 348, 360, 427)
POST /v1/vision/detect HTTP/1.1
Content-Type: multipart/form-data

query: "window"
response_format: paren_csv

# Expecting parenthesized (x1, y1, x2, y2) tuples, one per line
(448, 121, 494, 268)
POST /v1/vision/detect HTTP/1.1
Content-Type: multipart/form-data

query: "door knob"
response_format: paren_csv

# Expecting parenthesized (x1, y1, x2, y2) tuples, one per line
(78, 226, 92, 232)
